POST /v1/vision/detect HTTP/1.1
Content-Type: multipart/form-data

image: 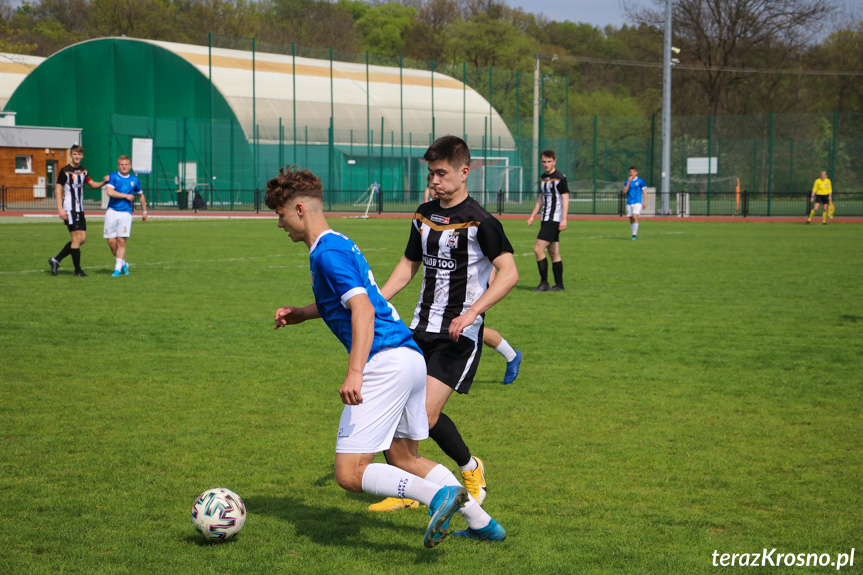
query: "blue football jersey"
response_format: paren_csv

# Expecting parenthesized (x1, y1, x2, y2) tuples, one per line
(626, 177, 647, 205)
(106, 172, 142, 213)
(310, 230, 420, 360)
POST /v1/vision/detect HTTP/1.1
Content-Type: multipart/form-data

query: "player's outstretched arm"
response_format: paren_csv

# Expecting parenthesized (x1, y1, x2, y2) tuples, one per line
(274, 303, 320, 330)
(88, 175, 108, 189)
(380, 256, 420, 301)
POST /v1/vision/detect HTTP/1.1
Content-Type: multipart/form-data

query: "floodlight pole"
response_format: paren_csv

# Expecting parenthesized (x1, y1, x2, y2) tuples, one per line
(532, 53, 540, 192)
(660, 0, 672, 215)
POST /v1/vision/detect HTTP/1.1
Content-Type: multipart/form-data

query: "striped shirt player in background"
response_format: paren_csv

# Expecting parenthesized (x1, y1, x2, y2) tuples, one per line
(49, 145, 107, 277)
(422, 172, 523, 386)
(104, 155, 148, 277)
(370, 136, 519, 517)
(623, 166, 646, 240)
(266, 167, 505, 546)
(527, 150, 569, 291)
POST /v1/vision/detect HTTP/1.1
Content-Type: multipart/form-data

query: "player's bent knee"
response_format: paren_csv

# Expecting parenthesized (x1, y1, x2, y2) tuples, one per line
(334, 467, 364, 493)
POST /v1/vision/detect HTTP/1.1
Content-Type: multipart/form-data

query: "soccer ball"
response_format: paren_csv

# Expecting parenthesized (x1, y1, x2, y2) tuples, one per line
(191, 487, 246, 542)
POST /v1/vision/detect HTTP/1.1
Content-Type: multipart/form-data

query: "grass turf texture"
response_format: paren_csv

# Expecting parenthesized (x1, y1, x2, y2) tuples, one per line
(1, 216, 861, 574)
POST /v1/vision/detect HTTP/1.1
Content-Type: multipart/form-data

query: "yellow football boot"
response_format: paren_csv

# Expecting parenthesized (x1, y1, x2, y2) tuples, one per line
(368, 497, 423, 512)
(461, 456, 487, 505)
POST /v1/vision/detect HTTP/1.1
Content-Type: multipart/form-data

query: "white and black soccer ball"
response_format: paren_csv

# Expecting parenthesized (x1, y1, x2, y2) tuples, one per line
(191, 487, 246, 542)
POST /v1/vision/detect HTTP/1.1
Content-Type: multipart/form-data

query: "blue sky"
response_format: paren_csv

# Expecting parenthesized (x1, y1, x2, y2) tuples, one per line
(499, 0, 860, 29)
(500, 0, 640, 27)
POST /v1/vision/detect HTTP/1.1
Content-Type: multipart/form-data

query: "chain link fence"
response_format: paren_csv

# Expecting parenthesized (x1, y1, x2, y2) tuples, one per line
(5, 185, 860, 218)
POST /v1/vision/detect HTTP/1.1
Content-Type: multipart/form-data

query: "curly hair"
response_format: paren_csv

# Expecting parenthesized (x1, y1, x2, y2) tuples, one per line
(264, 166, 323, 210)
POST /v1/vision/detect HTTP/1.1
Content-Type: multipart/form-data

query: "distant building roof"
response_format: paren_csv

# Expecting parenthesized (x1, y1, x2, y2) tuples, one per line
(142, 39, 515, 149)
(0, 53, 45, 110)
(0, 122, 81, 149)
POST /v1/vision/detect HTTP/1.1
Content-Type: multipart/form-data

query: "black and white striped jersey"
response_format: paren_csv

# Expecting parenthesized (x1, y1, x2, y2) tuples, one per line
(539, 169, 570, 223)
(57, 164, 93, 214)
(404, 196, 514, 342)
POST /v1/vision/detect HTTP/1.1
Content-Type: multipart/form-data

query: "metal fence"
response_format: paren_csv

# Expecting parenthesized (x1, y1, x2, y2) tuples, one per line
(4, 186, 860, 218)
(6, 34, 862, 202)
(94, 108, 863, 210)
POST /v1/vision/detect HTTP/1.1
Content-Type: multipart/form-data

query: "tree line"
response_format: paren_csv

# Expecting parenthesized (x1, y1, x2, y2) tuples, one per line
(1, 0, 861, 117)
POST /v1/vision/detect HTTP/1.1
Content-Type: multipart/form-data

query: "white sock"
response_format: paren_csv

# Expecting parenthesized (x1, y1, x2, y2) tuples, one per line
(424, 464, 491, 529)
(115, 257, 123, 271)
(494, 339, 517, 362)
(458, 457, 477, 473)
(361, 463, 437, 506)
(631, 222, 639, 236)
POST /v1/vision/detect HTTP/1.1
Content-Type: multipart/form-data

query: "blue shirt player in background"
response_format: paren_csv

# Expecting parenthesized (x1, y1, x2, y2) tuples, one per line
(623, 166, 646, 240)
(104, 155, 148, 276)
(265, 166, 506, 548)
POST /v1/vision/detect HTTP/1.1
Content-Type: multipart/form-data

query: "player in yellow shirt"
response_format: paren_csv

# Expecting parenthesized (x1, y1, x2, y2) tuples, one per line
(807, 171, 832, 225)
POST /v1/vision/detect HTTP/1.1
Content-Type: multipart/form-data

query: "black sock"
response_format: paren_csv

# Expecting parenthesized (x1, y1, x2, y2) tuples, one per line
(552, 261, 563, 286)
(55, 242, 72, 262)
(71, 248, 81, 272)
(537, 258, 548, 283)
(429, 412, 471, 467)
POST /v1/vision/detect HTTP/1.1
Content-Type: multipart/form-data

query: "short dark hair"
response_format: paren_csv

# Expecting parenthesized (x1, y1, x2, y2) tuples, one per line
(424, 135, 470, 169)
(541, 150, 556, 160)
(70, 144, 83, 153)
(629, 166, 638, 171)
(264, 166, 323, 210)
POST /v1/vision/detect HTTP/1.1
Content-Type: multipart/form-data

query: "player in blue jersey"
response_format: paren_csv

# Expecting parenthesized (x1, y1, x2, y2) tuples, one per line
(622, 166, 646, 240)
(104, 155, 148, 276)
(265, 166, 506, 548)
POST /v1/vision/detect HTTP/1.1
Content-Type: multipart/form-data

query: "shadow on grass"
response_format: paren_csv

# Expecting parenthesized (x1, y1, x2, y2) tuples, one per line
(184, 534, 243, 547)
(473, 378, 507, 385)
(512, 283, 561, 292)
(244, 494, 442, 562)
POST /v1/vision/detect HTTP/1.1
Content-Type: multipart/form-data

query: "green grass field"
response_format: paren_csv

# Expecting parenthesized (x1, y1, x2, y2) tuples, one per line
(1, 215, 861, 574)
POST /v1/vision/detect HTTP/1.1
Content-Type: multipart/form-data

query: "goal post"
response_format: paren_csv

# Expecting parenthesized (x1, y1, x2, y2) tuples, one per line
(670, 175, 741, 215)
(467, 157, 524, 204)
(351, 182, 379, 218)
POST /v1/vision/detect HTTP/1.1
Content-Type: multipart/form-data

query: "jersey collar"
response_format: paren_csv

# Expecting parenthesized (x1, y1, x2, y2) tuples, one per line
(309, 228, 336, 254)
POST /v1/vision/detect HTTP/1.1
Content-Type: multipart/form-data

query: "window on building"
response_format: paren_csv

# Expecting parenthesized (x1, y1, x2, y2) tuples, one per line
(15, 155, 34, 174)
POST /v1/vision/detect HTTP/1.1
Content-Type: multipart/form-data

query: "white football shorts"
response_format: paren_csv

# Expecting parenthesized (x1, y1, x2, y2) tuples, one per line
(335, 346, 429, 454)
(626, 203, 643, 217)
(103, 208, 133, 238)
